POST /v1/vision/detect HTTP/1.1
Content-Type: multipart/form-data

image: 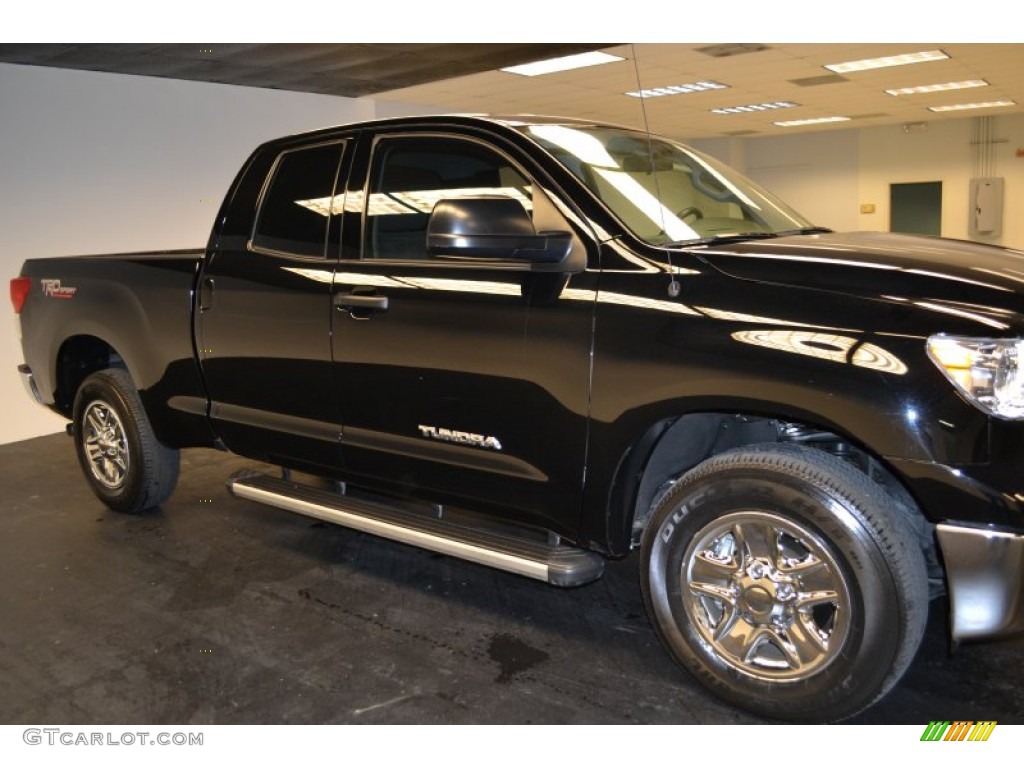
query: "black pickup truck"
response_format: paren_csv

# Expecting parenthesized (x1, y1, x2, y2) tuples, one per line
(11, 115, 1024, 722)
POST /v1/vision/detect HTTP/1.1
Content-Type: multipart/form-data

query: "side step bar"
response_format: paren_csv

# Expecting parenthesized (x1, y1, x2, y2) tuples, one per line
(227, 473, 605, 587)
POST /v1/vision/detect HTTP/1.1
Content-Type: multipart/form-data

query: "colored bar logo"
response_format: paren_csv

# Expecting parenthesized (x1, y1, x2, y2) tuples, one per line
(920, 721, 997, 741)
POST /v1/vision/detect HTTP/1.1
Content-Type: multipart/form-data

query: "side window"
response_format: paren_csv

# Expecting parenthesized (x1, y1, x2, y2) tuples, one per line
(252, 142, 344, 258)
(363, 136, 532, 260)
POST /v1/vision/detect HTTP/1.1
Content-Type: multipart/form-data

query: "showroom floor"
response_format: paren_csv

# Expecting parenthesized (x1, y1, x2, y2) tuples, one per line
(2, 433, 1022, 725)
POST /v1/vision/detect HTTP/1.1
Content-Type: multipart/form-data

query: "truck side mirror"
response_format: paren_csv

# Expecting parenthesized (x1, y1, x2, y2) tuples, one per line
(426, 196, 573, 266)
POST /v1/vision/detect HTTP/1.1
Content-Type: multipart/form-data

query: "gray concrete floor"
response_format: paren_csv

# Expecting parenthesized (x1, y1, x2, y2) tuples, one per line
(2, 433, 1022, 725)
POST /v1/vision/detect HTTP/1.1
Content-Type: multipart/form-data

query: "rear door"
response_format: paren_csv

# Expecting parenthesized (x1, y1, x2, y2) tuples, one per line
(197, 137, 353, 472)
(331, 126, 598, 537)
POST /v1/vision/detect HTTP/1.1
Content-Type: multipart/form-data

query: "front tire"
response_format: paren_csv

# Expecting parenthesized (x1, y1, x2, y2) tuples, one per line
(72, 368, 180, 513)
(640, 443, 928, 722)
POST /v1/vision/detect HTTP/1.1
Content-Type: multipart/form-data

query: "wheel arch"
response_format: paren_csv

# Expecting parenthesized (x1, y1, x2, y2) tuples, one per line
(54, 334, 129, 416)
(597, 408, 938, 578)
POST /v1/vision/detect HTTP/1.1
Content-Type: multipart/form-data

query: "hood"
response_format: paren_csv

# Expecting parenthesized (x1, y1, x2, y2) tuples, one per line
(698, 232, 1024, 323)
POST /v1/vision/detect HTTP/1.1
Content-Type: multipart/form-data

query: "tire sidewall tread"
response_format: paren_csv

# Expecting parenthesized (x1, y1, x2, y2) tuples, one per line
(640, 442, 928, 722)
(72, 368, 179, 514)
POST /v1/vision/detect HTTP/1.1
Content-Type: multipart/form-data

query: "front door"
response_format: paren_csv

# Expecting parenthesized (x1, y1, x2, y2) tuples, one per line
(331, 130, 597, 537)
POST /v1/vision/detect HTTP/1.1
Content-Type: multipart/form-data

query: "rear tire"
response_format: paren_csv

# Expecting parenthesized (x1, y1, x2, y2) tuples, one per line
(640, 443, 928, 722)
(72, 368, 179, 513)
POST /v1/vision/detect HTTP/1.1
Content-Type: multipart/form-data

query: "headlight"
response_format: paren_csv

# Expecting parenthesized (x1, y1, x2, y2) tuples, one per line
(927, 336, 1024, 419)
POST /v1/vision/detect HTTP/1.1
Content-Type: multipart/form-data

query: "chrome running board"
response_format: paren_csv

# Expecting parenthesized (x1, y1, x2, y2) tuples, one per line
(227, 473, 604, 587)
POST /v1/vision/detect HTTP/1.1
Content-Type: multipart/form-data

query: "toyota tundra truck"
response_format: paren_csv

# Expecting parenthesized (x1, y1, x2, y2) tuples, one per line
(11, 115, 1024, 721)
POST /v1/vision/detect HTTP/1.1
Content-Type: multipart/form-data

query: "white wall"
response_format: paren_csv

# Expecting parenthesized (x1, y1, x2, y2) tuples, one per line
(689, 130, 860, 232)
(857, 115, 1024, 247)
(742, 130, 860, 233)
(693, 115, 1024, 249)
(0, 63, 431, 444)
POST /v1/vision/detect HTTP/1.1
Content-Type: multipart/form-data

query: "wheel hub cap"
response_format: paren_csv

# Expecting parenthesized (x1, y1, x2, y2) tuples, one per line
(683, 511, 851, 681)
(82, 400, 130, 490)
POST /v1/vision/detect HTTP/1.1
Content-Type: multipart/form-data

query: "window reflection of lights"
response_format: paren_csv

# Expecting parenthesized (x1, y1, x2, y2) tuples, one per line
(527, 125, 618, 167)
(295, 196, 344, 216)
(344, 190, 364, 213)
(299, 188, 533, 218)
(387, 187, 532, 215)
(294, 191, 365, 215)
(913, 301, 1009, 331)
(731, 330, 908, 375)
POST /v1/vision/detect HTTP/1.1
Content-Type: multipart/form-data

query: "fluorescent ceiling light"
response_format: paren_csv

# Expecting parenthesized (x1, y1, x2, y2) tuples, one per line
(774, 116, 851, 127)
(501, 51, 623, 77)
(928, 100, 1016, 112)
(886, 79, 988, 96)
(626, 81, 728, 98)
(825, 50, 948, 73)
(712, 101, 798, 115)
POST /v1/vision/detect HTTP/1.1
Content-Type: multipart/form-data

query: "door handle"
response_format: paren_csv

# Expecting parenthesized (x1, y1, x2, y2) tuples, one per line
(334, 291, 389, 316)
(199, 277, 215, 311)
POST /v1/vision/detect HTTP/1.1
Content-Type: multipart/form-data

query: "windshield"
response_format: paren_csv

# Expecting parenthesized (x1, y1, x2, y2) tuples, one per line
(522, 123, 816, 246)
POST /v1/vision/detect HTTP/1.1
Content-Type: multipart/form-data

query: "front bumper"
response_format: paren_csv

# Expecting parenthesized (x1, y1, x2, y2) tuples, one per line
(937, 523, 1024, 640)
(887, 455, 1024, 641)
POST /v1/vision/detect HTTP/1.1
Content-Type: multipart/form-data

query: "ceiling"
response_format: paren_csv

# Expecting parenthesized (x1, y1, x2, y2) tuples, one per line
(2, 42, 1022, 140)
(0, 43, 608, 97)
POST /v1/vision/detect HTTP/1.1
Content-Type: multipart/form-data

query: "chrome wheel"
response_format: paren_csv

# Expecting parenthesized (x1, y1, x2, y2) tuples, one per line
(82, 399, 130, 489)
(642, 444, 928, 721)
(683, 511, 851, 682)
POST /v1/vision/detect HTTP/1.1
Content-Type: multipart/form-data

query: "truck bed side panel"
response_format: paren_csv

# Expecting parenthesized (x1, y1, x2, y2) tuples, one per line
(18, 251, 216, 448)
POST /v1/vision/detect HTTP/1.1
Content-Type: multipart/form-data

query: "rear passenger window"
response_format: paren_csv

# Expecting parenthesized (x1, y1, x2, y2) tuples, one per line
(363, 137, 532, 260)
(252, 142, 344, 258)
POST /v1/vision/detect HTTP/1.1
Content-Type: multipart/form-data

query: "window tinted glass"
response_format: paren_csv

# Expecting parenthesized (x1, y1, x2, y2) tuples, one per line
(253, 142, 343, 257)
(523, 124, 812, 245)
(363, 137, 531, 260)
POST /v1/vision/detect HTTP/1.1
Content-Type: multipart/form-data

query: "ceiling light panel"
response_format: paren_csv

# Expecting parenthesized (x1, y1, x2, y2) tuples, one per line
(886, 80, 988, 95)
(712, 101, 798, 115)
(500, 51, 623, 77)
(928, 100, 1016, 112)
(824, 50, 949, 74)
(625, 81, 728, 98)
(774, 116, 851, 127)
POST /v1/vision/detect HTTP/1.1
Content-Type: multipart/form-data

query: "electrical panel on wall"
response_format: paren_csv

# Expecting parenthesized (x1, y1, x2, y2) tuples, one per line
(969, 178, 1004, 239)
